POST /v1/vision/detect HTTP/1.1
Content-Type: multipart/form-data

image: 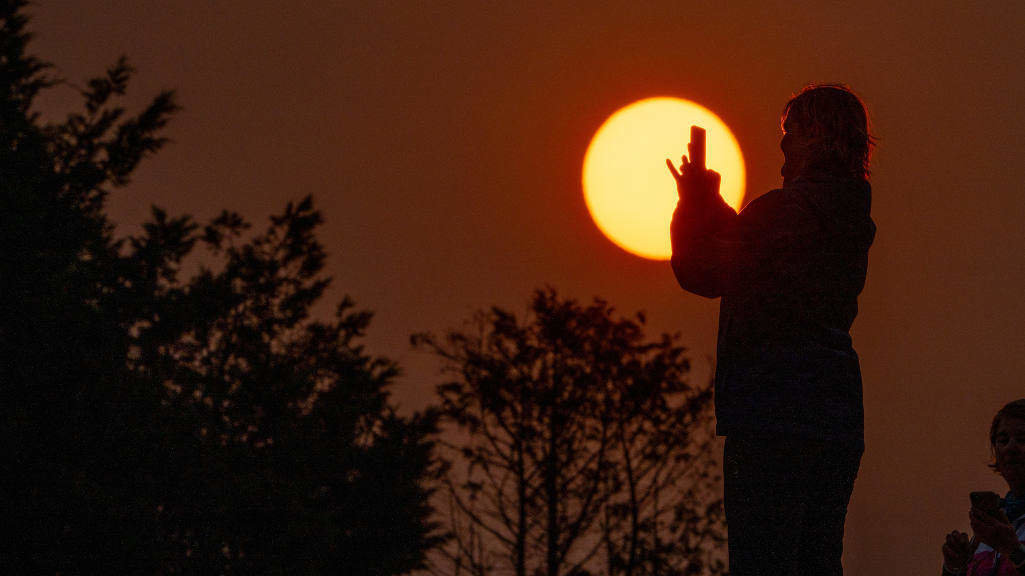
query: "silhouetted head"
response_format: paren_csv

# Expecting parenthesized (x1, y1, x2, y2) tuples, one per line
(989, 399, 1025, 494)
(780, 84, 874, 183)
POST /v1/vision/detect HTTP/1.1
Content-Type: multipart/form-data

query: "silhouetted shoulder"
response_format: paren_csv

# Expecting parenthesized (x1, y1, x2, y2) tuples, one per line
(733, 188, 811, 237)
(737, 188, 785, 215)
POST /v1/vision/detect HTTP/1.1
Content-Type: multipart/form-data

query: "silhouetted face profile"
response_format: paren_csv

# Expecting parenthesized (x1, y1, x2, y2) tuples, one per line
(994, 415, 1025, 492)
(780, 115, 814, 183)
(780, 84, 873, 183)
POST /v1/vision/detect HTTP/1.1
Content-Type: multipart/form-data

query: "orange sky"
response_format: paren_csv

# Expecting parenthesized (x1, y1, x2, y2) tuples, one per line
(30, 2, 1025, 573)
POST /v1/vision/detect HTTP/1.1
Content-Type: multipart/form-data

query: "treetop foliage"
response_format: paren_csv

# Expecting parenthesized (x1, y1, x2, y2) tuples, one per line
(1, 3, 442, 573)
(415, 288, 725, 576)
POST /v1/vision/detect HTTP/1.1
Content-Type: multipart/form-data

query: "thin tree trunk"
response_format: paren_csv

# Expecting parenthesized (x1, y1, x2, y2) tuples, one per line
(516, 429, 527, 576)
(621, 423, 639, 576)
(546, 407, 559, 576)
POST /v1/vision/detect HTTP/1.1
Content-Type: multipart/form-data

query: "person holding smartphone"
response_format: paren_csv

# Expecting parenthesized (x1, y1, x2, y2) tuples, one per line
(667, 84, 876, 576)
(942, 399, 1025, 576)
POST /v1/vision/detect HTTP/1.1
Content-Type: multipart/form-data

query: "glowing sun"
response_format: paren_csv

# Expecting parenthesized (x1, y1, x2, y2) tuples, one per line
(582, 97, 745, 260)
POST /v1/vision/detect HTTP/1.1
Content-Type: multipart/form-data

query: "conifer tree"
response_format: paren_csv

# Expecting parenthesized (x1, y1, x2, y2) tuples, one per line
(0, 3, 442, 572)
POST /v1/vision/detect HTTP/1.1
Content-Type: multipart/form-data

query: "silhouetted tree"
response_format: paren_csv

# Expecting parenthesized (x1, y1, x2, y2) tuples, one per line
(413, 288, 725, 576)
(1, 2, 178, 569)
(0, 2, 441, 573)
(135, 198, 445, 574)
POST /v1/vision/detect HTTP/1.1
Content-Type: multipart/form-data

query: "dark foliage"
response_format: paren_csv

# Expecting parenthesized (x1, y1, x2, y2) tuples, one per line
(0, 2, 441, 573)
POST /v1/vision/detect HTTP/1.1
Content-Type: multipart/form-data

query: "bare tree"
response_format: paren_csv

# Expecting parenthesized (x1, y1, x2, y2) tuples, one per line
(415, 288, 725, 576)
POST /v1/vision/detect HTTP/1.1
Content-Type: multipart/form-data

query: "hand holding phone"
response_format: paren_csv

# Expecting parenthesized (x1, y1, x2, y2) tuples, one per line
(969, 490, 1021, 555)
(666, 124, 719, 206)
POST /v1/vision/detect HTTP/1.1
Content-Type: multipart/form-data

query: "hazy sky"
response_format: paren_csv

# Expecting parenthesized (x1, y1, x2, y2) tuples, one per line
(30, 2, 1025, 573)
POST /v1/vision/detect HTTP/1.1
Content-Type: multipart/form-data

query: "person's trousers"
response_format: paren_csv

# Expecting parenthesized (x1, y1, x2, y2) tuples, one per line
(724, 434, 863, 576)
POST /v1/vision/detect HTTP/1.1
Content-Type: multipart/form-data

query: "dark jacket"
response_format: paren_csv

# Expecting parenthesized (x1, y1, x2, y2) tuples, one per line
(670, 174, 875, 446)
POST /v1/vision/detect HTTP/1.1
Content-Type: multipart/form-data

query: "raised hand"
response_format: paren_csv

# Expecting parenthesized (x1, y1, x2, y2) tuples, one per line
(941, 530, 977, 573)
(666, 153, 721, 207)
(970, 506, 1019, 554)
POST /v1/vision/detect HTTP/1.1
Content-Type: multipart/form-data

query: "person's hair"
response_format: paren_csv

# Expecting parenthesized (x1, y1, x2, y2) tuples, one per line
(989, 398, 1025, 472)
(781, 83, 875, 180)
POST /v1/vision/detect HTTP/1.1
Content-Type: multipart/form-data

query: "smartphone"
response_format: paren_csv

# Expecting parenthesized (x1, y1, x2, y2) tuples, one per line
(970, 490, 1002, 516)
(689, 125, 706, 170)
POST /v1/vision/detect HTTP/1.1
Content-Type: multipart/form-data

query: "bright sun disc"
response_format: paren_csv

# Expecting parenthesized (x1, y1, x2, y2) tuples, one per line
(582, 97, 745, 260)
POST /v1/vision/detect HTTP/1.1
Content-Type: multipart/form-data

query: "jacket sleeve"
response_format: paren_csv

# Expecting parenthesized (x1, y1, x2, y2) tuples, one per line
(669, 191, 739, 298)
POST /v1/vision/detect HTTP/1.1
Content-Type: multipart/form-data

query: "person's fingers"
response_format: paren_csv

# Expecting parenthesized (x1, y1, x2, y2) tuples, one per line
(666, 158, 681, 179)
(942, 543, 963, 564)
(972, 508, 994, 524)
(942, 545, 961, 563)
(971, 506, 1004, 522)
(950, 537, 968, 552)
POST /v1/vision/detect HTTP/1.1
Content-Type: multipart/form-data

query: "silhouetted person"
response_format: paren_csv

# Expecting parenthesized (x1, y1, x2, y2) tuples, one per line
(941, 399, 1025, 576)
(667, 84, 876, 576)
